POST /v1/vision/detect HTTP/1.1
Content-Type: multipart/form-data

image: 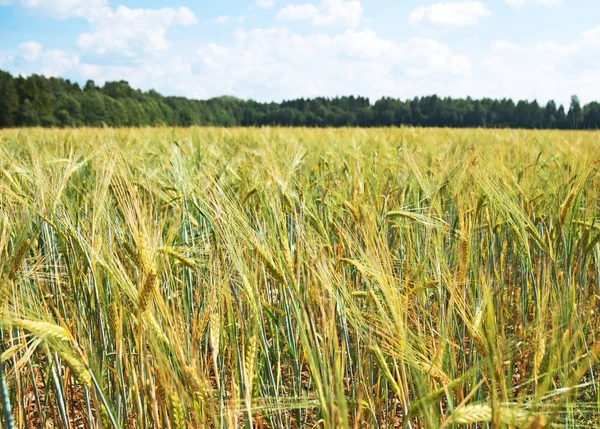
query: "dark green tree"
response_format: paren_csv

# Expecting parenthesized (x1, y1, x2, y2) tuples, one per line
(0, 71, 19, 127)
(18, 99, 41, 126)
(567, 95, 582, 129)
(0, 68, 596, 130)
(543, 101, 557, 129)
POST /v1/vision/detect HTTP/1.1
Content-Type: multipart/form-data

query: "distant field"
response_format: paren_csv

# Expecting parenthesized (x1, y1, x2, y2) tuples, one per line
(0, 127, 599, 428)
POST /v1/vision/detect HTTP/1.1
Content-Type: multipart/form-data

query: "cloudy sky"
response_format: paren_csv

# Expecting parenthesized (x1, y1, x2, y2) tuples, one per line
(0, 0, 598, 104)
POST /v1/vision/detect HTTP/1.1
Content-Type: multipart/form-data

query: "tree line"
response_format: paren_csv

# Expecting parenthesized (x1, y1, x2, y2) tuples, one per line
(1, 69, 600, 129)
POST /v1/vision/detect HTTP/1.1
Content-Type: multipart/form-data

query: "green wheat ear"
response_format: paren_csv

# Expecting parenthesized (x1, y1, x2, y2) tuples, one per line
(3, 318, 71, 342)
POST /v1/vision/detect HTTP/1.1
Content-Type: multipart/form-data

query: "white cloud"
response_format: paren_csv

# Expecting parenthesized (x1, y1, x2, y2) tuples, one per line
(7, 0, 110, 21)
(41, 49, 80, 76)
(18, 41, 43, 62)
(278, 4, 319, 22)
(490, 40, 519, 52)
(257, 0, 277, 8)
(5, 1, 197, 58)
(21, 26, 467, 102)
(482, 35, 599, 104)
(277, 0, 363, 27)
(49, 24, 600, 106)
(194, 27, 470, 100)
(76, 6, 198, 56)
(409, 1, 491, 28)
(505, 0, 563, 7)
(74, 56, 208, 99)
(403, 38, 471, 77)
(491, 39, 579, 58)
(583, 26, 600, 48)
(214, 15, 231, 25)
(206, 15, 245, 25)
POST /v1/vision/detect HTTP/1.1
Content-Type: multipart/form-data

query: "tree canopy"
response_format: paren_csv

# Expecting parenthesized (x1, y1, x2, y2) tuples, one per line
(1, 70, 598, 129)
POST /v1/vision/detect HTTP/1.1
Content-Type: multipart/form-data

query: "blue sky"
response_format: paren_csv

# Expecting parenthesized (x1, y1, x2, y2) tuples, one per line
(1, 0, 599, 105)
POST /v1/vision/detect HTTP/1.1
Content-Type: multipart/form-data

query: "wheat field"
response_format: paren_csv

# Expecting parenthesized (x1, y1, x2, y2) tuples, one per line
(0, 127, 599, 428)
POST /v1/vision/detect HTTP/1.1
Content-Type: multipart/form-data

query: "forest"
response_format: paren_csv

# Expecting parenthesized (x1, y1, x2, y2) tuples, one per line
(1, 69, 600, 129)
